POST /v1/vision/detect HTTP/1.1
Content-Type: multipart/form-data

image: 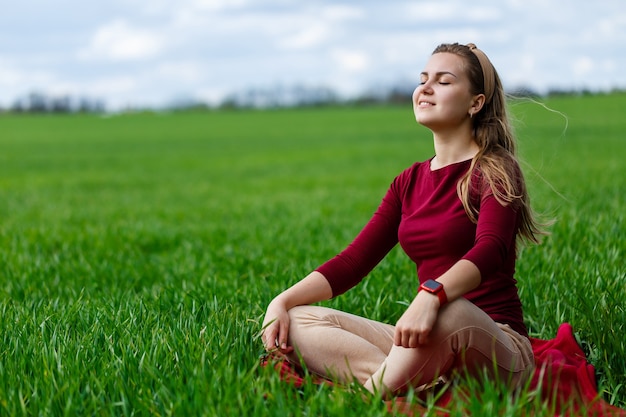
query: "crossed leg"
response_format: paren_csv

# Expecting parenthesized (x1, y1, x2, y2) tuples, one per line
(286, 299, 534, 396)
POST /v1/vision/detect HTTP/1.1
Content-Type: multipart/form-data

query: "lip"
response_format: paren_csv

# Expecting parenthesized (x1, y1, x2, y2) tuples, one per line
(418, 100, 435, 107)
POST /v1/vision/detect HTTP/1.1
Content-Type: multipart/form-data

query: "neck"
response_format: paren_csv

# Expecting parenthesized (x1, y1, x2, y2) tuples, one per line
(431, 131, 479, 169)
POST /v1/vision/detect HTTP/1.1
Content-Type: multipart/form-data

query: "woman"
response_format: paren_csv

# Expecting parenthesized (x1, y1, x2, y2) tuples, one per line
(261, 43, 544, 397)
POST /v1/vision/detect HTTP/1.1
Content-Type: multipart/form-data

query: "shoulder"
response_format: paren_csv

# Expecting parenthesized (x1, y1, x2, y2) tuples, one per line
(474, 149, 525, 206)
(394, 159, 431, 184)
(385, 159, 431, 200)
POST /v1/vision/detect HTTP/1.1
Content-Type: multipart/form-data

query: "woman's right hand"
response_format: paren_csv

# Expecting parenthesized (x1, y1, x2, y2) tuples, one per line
(260, 271, 333, 354)
(261, 299, 294, 354)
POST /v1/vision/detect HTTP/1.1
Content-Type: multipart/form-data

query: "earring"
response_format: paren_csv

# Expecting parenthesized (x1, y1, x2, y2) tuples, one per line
(469, 112, 473, 119)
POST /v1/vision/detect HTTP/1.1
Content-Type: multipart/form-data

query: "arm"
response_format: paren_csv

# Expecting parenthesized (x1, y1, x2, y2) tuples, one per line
(394, 259, 481, 347)
(262, 170, 405, 351)
(395, 191, 518, 348)
(261, 203, 398, 353)
(261, 198, 399, 353)
(261, 271, 332, 352)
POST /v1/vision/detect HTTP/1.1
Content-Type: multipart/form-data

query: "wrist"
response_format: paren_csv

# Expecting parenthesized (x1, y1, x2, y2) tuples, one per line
(268, 296, 289, 311)
(419, 279, 448, 307)
(416, 290, 441, 310)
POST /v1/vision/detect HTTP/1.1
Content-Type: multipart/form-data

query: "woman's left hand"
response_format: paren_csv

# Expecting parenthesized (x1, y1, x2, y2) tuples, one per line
(394, 291, 441, 348)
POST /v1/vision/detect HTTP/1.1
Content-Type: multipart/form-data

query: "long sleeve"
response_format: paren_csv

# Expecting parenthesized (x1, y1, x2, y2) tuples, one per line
(316, 177, 404, 296)
(315, 158, 527, 336)
(462, 191, 518, 278)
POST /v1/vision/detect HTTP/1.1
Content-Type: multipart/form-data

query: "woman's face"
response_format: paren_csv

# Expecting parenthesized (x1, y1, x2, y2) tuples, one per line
(412, 52, 478, 131)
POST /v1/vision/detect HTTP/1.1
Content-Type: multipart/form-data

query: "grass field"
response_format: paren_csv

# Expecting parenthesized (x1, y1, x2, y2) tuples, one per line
(0, 93, 624, 416)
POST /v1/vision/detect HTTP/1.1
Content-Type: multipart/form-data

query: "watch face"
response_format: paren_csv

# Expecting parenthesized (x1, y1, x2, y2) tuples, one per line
(422, 280, 442, 292)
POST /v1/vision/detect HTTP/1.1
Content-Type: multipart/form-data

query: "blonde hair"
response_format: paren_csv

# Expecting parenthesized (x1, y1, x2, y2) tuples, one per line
(432, 43, 548, 244)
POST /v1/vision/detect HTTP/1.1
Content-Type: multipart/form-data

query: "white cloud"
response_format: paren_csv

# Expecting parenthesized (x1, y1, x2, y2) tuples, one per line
(601, 59, 617, 73)
(88, 76, 137, 96)
(0, 62, 23, 86)
(501, 52, 537, 90)
(0, 60, 58, 105)
(79, 19, 164, 61)
(404, 1, 499, 23)
(466, 7, 501, 22)
(331, 49, 369, 73)
(322, 5, 365, 21)
(2, 0, 626, 109)
(278, 23, 330, 50)
(599, 15, 626, 37)
(572, 56, 594, 77)
(188, 0, 249, 12)
(405, 1, 457, 21)
(156, 62, 205, 83)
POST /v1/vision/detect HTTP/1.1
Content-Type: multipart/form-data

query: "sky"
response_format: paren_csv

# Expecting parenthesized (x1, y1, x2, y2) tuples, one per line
(1, 0, 625, 110)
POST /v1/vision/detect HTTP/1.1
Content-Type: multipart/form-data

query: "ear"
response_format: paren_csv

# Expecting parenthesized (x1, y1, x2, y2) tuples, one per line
(469, 93, 486, 116)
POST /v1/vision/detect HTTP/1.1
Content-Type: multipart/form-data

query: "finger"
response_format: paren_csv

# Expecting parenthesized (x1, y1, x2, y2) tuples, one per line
(261, 319, 276, 349)
(279, 345, 294, 354)
(418, 330, 430, 346)
(394, 329, 403, 346)
(401, 331, 411, 349)
(278, 319, 290, 350)
(263, 327, 278, 351)
(395, 326, 410, 347)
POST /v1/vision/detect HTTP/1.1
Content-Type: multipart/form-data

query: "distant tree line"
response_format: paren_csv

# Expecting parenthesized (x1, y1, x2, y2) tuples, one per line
(1, 85, 624, 114)
(3, 91, 105, 114)
(166, 84, 626, 112)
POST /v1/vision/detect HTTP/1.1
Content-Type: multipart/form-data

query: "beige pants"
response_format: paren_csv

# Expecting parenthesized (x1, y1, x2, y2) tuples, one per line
(285, 298, 534, 395)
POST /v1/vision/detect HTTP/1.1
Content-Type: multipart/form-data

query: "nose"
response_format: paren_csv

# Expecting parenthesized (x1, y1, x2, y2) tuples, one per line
(414, 84, 432, 103)
(419, 80, 434, 94)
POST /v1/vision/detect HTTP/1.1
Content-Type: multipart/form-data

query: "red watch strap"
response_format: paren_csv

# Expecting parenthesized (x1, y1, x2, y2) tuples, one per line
(420, 279, 448, 306)
(436, 286, 448, 306)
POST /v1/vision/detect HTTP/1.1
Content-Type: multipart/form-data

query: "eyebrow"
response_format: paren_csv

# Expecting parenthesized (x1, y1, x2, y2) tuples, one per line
(420, 71, 458, 78)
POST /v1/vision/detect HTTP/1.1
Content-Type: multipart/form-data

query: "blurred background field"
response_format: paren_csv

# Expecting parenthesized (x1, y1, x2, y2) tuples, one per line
(0, 94, 624, 415)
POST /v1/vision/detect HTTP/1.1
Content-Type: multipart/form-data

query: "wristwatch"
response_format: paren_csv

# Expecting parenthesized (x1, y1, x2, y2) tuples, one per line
(419, 279, 448, 306)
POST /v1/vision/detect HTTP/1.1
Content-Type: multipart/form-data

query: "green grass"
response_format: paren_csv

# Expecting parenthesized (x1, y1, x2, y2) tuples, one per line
(0, 94, 624, 415)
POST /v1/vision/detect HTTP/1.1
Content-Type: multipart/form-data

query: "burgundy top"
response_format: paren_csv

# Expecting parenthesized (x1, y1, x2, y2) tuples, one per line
(316, 158, 528, 337)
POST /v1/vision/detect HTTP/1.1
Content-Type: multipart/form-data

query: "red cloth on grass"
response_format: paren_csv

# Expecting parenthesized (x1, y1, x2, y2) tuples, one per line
(260, 323, 626, 416)
(528, 323, 625, 416)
